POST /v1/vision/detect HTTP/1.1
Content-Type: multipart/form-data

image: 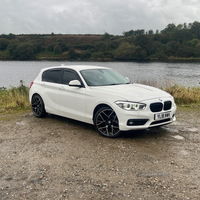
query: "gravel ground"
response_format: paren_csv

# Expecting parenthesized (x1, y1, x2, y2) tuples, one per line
(0, 107, 200, 200)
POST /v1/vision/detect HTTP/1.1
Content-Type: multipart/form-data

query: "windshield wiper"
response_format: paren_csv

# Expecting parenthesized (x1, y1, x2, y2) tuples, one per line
(109, 83, 129, 85)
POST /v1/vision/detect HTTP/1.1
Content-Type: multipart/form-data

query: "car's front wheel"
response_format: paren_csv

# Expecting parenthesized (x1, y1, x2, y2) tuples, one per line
(31, 94, 47, 118)
(94, 106, 121, 138)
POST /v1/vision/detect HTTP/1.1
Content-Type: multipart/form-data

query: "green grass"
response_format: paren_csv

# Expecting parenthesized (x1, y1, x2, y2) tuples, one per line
(165, 84, 200, 105)
(137, 80, 200, 106)
(0, 80, 200, 114)
(0, 81, 31, 112)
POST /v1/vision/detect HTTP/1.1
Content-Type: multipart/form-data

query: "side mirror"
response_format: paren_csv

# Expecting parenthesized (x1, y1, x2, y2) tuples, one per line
(69, 80, 82, 87)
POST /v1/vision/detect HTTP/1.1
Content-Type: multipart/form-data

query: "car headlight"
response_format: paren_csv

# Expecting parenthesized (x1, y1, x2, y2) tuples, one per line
(115, 101, 146, 111)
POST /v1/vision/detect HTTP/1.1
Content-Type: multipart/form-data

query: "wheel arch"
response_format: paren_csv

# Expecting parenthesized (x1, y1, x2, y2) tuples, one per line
(31, 93, 42, 102)
(31, 92, 41, 98)
(31, 93, 47, 118)
(93, 103, 112, 121)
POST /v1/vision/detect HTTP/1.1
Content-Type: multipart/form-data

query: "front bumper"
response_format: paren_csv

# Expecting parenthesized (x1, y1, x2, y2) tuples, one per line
(113, 97, 177, 131)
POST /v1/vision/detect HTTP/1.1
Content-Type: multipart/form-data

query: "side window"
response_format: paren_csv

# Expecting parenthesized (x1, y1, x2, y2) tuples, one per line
(48, 70, 62, 84)
(63, 70, 79, 85)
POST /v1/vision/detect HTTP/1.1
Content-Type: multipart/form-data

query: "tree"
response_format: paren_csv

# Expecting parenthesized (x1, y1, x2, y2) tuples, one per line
(176, 46, 195, 57)
(0, 38, 9, 50)
(48, 44, 55, 52)
(148, 30, 154, 35)
(114, 42, 135, 60)
(164, 41, 181, 56)
(54, 45, 62, 54)
(123, 29, 144, 37)
(11, 43, 36, 60)
(191, 21, 200, 39)
(134, 35, 153, 55)
(153, 34, 168, 44)
(68, 49, 80, 60)
(161, 23, 176, 34)
(113, 42, 146, 60)
(190, 38, 200, 48)
(177, 24, 183, 30)
(56, 38, 66, 51)
(104, 32, 111, 39)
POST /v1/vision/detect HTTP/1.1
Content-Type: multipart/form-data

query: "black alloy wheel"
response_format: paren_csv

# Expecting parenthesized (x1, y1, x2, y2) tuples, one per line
(94, 106, 121, 137)
(31, 94, 47, 118)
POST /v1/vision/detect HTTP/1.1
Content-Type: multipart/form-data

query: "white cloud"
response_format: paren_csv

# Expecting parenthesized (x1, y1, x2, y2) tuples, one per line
(0, 0, 200, 35)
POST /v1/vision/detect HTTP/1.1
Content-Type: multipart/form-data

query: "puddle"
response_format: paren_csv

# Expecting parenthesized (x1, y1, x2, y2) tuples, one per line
(172, 135, 185, 140)
(187, 128, 199, 132)
(16, 121, 26, 126)
(162, 126, 179, 133)
(179, 149, 189, 156)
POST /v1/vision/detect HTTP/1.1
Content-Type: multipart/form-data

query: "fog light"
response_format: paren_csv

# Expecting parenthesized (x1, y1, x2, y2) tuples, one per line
(127, 119, 149, 126)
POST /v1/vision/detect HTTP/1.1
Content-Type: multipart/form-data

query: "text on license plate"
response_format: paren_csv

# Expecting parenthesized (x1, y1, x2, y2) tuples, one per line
(154, 112, 170, 120)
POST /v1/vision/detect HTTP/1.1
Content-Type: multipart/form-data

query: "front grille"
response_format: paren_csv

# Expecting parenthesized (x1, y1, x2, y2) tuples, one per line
(164, 101, 172, 110)
(150, 101, 172, 113)
(150, 102, 163, 112)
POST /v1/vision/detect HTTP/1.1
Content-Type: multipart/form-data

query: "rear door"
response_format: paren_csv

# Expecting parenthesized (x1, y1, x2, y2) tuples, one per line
(41, 69, 62, 113)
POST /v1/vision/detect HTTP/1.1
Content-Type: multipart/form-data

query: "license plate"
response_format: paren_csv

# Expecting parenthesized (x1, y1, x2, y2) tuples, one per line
(154, 112, 170, 120)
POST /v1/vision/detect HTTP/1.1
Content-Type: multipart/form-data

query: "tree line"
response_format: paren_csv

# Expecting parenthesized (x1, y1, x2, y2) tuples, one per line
(0, 21, 200, 61)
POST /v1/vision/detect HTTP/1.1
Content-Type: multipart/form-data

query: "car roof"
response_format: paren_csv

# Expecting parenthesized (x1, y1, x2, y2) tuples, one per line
(40, 65, 110, 73)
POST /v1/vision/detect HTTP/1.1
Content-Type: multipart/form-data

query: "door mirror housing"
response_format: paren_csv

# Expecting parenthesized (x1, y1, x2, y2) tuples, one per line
(69, 80, 82, 87)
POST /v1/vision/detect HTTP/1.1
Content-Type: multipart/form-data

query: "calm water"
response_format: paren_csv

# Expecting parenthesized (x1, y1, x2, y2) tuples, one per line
(0, 61, 200, 88)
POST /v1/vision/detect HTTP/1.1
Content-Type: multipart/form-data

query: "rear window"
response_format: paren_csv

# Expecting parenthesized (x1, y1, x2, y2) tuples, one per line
(42, 69, 62, 84)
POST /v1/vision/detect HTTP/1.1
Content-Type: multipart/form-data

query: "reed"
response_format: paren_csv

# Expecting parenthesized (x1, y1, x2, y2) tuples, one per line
(166, 84, 200, 105)
(136, 80, 200, 105)
(0, 81, 30, 112)
(0, 80, 199, 113)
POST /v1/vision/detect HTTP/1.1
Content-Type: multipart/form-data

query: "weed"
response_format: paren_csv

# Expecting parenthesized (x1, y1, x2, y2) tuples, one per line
(0, 81, 30, 112)
(136, 80, 200, 106)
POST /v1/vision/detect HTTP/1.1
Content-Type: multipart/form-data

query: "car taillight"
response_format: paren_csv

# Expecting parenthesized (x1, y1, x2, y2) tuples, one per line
(30, 81, 34, 88)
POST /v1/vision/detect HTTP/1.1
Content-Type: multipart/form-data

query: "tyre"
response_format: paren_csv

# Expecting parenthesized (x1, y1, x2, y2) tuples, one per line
(31, 94, 47, 118)
(94, 106, 121, 138)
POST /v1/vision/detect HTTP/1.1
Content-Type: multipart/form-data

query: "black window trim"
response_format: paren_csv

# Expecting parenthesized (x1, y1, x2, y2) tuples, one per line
(62, 68, 85, 88)
(42, 68, 85, 87)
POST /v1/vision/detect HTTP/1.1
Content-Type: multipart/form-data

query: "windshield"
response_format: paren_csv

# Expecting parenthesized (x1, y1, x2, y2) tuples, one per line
(80, 69, 130, 86)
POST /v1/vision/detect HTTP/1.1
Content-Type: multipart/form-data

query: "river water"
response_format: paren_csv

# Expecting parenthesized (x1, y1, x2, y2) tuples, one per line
(0, 61, 199, 88)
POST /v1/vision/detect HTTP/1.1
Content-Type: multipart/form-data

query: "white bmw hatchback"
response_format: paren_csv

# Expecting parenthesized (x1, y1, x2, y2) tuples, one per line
(29, 65, 176, 137)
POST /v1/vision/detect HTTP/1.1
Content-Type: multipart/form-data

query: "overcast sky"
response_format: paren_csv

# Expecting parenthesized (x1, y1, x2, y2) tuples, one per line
(0, 0, 199, 35)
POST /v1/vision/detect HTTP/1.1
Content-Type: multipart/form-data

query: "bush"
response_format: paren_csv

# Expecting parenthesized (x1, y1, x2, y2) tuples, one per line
(54, 45, 62, 54)
(8, 42, 37, 60)
(0, 81, 30, 111)
(0, 38, 9, 50)
(68, 49, 80, 60)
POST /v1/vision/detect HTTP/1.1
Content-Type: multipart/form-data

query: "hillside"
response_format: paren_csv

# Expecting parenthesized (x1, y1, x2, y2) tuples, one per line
(1, 21, 200, 61)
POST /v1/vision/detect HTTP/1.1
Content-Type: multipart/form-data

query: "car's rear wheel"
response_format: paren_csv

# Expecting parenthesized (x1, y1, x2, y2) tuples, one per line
(94, 106, 121, 138)
(31, 94, 47, 118)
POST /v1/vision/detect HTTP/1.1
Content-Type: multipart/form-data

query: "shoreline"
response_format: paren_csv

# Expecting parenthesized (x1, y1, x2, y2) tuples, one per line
(1, 57, 200, 62)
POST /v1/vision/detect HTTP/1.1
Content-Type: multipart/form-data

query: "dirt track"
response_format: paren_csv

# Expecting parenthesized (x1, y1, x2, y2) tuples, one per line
(0, 107, 200, 200)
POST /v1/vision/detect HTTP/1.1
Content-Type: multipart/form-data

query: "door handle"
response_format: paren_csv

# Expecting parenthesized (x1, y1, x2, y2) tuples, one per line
(59, 86, 65, 90)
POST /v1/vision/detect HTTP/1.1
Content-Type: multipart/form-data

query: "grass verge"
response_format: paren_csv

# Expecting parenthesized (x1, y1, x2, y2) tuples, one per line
(137, 80, 200, 106)
(0, 81, 31, 113)
(0, 80, 200, 114)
